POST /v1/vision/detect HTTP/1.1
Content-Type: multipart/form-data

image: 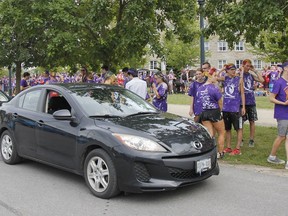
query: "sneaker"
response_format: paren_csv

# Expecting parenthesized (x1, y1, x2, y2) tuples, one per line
(285, 163, 288, 170)
(217, 152, 225, 159)
(230, 148, 241, 156)
(223, 148, 232, 153)
(267, 156, 285, 164)
(248, 140, 255, 147)
(240, 139, 244, 147)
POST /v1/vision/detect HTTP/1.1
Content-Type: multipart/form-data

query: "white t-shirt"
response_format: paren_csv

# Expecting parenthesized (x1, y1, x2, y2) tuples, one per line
(125, 77, 147, 99)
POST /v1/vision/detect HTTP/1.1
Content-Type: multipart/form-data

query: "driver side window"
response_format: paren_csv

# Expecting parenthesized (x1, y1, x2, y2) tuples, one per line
(45, 90, 71, 115)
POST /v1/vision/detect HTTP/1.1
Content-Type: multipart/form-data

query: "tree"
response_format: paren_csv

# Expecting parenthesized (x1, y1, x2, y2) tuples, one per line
(204, 0, 288, 62)
(0, 0, 52, 93)
(163, 34, 199, 70)
(73, 0, 199, 70)
(0, 0, 200, 92)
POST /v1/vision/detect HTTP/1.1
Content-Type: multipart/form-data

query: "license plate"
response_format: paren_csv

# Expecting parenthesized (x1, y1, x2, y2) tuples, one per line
(196, 158, 211, 174)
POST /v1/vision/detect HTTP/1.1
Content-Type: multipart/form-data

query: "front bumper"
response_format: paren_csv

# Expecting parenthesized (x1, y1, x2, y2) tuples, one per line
(113, 146, 219, 193)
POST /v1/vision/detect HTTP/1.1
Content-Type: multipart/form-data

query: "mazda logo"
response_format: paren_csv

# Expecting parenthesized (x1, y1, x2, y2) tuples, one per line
(192, 141, 203, 150)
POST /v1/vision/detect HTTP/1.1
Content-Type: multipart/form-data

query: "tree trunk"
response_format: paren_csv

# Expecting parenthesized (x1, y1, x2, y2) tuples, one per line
(15, 62, 22, 95)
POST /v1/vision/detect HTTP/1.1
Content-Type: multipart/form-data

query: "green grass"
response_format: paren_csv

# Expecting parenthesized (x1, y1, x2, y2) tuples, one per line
(167, 93, 274, 109)
(256, 96, 274, 109)
(222, 126, 286, 169)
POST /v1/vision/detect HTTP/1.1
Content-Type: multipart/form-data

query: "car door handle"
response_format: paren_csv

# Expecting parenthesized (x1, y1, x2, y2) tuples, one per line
(12, 113, 18, 119)
(37, 120, 45, 127)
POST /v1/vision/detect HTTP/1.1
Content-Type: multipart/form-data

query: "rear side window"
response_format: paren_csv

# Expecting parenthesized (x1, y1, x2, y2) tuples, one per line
(21, 90, 42, 111)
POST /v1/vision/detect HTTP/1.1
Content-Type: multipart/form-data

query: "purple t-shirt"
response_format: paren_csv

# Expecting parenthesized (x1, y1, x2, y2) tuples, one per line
(20, 79, 28, 88)
(223, 76, 241, 112)
(197, 84, 222, 110)
(269, 71, 279, 85)
(272, 77, 288, 120)
(188, 81, 204, 115)
(242, 72, 255, 105)
(152, 83, 168, 112)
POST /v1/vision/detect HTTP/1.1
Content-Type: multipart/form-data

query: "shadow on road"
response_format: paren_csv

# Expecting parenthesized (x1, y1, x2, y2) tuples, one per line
(1, 155, 212, 202)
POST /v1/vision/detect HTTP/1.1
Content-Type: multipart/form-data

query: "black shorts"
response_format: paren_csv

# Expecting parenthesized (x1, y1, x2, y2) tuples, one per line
(223, 112, 243, 131)
(201, 109, 223, 123)
(242, 105, 258, 122)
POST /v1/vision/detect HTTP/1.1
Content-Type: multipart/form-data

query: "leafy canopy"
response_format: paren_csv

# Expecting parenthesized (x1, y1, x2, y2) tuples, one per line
(204, 0, 288, 62)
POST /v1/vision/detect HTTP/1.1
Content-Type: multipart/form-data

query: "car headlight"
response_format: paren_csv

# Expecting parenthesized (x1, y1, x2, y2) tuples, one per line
(199, 124, 212, 138)
(113, 133, 167, 152)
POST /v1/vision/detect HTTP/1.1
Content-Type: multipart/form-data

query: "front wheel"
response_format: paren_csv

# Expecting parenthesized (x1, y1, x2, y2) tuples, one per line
(84, 149, 119, 199)
(0, 130, 21, 164)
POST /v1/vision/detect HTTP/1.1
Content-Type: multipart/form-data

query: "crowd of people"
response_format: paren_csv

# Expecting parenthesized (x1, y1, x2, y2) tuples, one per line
(0, 65, 169, 112)
(1, 59, 288, 168)
(188, 60, 288, 169)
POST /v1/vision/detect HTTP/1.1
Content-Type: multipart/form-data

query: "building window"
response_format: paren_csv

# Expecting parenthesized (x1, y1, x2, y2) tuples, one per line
(150, 61, 157, 70)
(270, 62, 279, 66)
(204, 42, 209, 51)
(253, 60, 262, 70)
(235, 41, 245, 51)
(235, 60, 243, 69)
(217, 41, 227, 51)
(218, 60, 227, 69)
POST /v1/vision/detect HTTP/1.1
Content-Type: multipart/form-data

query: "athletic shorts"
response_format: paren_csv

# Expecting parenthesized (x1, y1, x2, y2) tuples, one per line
(223, 112, 243, 131)
(242, 105, 258, 122)
(277, 120, 288, 137)
(201, 109, 223, 123)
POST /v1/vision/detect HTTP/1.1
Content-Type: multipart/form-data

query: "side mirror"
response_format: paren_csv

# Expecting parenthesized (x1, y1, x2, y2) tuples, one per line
(53, 109, 73, 120)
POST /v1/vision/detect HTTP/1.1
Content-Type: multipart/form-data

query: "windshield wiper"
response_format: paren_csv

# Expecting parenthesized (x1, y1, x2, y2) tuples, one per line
(89, 115, 121, 118)
(125, 111, 159, 118)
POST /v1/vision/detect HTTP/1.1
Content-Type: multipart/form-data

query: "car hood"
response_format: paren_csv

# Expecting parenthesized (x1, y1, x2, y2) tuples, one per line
(95, 113, 215, 155)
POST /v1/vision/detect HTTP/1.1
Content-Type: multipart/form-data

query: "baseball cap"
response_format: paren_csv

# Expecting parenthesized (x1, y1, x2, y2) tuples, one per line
(225, 64, 236, 70)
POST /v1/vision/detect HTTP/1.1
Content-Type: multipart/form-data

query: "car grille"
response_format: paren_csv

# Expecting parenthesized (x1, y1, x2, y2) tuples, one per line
(169, 159, 216, 180)
(134, 162, 151, 182)
(169, 168, 195, 179)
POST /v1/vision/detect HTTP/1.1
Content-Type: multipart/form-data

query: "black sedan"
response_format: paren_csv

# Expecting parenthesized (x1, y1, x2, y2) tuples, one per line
(0, 83, 219, 199)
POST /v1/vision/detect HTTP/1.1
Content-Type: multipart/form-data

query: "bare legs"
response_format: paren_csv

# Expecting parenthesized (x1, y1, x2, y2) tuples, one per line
(270, 136, 285, 156)
(202, 120, 225, 153)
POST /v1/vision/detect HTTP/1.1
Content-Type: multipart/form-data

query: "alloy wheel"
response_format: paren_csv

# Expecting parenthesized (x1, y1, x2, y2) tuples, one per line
(1, 134, 13, 160)
(87, 156, 110, 193)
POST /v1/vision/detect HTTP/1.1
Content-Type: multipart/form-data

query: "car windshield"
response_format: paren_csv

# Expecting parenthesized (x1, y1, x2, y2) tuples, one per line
(70, 86, 157, 117)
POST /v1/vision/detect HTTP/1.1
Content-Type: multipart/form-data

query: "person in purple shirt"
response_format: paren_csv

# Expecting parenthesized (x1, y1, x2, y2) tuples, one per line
(197, 69, 225, 158)
(188, 68, 205, 122)
(267, 61, 288, 168)
(20, 72, 30, 91)
(268, 65, 279, 92)
(45, 72, 58, 84)
(218, 63, 246, 156)
(241, 59, 264, 147)
(152, 72, 168, 112)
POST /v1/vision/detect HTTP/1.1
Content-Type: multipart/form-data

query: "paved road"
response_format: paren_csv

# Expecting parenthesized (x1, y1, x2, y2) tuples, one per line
(0, 156, 288, 216)
(168, 104, 275, 127)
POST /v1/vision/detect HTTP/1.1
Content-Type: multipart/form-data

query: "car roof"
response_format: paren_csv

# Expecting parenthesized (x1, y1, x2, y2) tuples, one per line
(20, 83, 124, 93)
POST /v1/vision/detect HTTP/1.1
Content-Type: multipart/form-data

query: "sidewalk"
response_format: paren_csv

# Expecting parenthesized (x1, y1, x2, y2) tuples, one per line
(168, 104, 276, 127)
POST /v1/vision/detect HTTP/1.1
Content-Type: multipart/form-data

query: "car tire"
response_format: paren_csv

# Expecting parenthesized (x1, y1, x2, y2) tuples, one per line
(0, 130, 21, 164)
(84, 149, 120, 199)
